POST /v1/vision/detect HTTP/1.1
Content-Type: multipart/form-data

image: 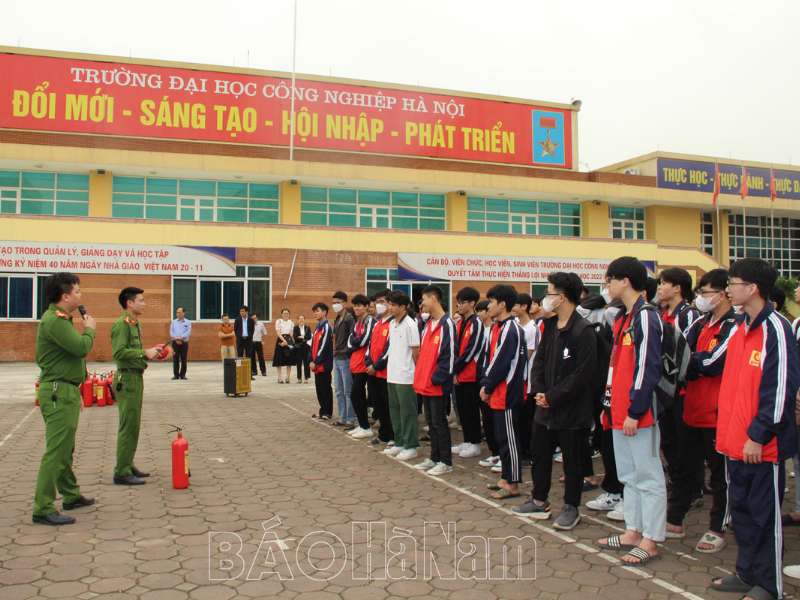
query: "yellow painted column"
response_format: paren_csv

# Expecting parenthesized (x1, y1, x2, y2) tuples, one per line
(88, 170, 112, 218)
(580, 201, 610, 238)
(279, 180, 301, 225)
(646, 206, 701, 248)
(715, 209, 731, 266)
(446, 191, 467, 232)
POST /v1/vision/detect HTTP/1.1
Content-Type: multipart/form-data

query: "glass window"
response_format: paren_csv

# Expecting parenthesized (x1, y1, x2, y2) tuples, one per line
(0, 171, 88, 216)
(467, 196, 580, 237)
(200, 281, 222, 320)
(173, 279, 197, 320)
(610, 206, 645, 240)
(728, 214, 800, 276)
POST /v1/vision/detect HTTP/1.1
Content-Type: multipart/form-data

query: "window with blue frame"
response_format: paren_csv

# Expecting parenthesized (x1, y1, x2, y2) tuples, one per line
(111, 176, 279, 224)
(300, 187, 445, 231)
(0, 170, 89, 217)
(467, 197, 581, 237)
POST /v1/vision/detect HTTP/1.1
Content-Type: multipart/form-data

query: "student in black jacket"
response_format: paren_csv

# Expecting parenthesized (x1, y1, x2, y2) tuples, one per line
(514, 272, 597, 531)
(234, 305, 257, 378)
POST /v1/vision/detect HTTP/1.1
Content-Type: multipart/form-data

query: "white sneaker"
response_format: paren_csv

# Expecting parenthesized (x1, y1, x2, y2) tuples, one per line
(396, 448, 418, 461)
(479, 455, 500, 468)
(459, 443, 482, 458)
(607, 502, 625, 522)
(346, 426, 360, 436)
(414, 458, 436, 470)
(553, 451, 563, 463)
(386, 440, 396, 447)
(351, 428, 373, 439)
(451, 443, 466, 454)
(491, 463, 502, 473)
(427, 462, 454, 476)
(784, 565, 800, 580)
(383, 446, 403, 456)
(585, 492, 622, 512)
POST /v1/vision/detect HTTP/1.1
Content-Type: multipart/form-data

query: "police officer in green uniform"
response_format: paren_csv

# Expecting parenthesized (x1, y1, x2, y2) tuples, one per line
(111, 287, 162, 485)
(33, 273, 96, 525)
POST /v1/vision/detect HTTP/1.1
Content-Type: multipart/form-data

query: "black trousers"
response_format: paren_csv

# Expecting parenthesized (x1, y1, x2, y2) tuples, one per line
(660, 396, 703, 496)
(252, 341, 267, 375)
(726, 458, 786, 599)
(667, 426, 727, 533)
(531, 423, 586, 507)
(494, 406, 523, 484)
(422, 395, 452, 465)
(368, 376, 393, 442)
(314, 371, 333, 417)
(171, 341, 188, 378)
(237, 338, 253, 359)
(454, 382, 482, 444)
(296, 346, 311, 380)
(581, 428, 595, 478)
(480, 400, 498, 456)
(519, 396, 534, 461)
(351, 372, 370, 430)
(600, 426, 624, 495)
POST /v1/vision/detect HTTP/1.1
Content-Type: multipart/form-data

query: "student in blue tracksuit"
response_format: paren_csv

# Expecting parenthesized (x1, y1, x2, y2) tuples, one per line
(480, 284, 528, 501)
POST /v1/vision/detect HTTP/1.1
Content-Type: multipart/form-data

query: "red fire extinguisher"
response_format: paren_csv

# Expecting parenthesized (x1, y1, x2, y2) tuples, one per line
(35, 379, 40, 406)
(81, 374, 93, 407)
(169, 425, 190, 489)
(105, 372, 115, 406)
(95, 373, 106, 407)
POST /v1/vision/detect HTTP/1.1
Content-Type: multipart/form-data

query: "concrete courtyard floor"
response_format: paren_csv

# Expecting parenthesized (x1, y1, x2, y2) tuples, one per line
(0, 361, 798, 600)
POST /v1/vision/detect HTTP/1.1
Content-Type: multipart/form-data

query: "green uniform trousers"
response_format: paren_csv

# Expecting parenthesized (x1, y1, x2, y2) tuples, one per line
(387, 383, 419, 450)
(114, 371, 143, 477)
(33, 382, 81, 517)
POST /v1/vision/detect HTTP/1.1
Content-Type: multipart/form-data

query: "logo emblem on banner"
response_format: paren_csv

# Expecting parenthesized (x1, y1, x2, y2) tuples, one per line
(532, 110, 566, 166)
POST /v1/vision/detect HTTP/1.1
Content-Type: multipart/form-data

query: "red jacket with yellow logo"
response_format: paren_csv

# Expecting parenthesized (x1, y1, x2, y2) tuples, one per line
(413, 315, 455, 397)
(716, 305, 799, 462)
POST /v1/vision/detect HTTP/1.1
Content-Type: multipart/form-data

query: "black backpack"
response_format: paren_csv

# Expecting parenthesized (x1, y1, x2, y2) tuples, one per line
(639, 304, 690, 414)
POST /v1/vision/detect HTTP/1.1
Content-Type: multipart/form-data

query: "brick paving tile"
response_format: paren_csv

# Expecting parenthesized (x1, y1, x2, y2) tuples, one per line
(2, 362, 799, 599)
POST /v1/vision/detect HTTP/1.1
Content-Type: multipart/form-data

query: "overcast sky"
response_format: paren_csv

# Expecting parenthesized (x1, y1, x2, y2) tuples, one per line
(4, 0, 798, 170)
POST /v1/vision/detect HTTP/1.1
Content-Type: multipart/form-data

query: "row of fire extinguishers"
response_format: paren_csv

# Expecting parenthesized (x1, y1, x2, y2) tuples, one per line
(33, 375, 191, 490)
(34, 372, 115, 408)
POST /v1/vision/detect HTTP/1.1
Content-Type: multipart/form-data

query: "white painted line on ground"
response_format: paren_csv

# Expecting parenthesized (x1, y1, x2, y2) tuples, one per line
(279, 400, 708, 599)
(0, 406, 37, 450)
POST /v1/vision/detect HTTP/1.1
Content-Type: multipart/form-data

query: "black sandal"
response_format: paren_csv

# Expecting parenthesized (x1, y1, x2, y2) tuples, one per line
(622, 547, 660, 566)
(710, 574, 750, 593)
(597, 534, 635, 552)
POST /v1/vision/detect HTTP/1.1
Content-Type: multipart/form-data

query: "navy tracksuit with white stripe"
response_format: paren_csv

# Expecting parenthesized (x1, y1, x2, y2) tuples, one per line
(480, 316, 528, 484)
(717, 305, 799, 599)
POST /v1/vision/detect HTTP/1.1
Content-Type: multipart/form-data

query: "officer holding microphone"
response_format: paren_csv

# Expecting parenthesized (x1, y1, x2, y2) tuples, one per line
(32, 273, 96, 525)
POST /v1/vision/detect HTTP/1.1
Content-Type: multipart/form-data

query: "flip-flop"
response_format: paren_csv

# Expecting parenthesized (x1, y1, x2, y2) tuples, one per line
(741, 585, 778, 600)
(490, 488, 520, 500)
(486, 482, 501, 491)
(597, 534, 635, 552)
(622, 547, 660, 566)
(695, 532, 726, 554)
(665, 528, 686, 539)
(782, 514, 800, 527)
(709, 574, 750, 593)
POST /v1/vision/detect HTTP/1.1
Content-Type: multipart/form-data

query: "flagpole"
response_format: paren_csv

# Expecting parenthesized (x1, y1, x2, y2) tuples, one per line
(741, 167, 748, 259)
(288, 0, 298, 161)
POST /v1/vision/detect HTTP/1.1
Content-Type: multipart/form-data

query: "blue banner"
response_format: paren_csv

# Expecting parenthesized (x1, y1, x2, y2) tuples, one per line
(656, 158, 800, 199)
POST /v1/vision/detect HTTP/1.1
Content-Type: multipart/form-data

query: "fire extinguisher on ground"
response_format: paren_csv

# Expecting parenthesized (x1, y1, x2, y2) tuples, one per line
(168, 425, 190, 489)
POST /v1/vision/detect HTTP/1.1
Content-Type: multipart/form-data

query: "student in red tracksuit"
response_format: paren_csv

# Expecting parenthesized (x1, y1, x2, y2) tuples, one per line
(710, 259, 799, 600)
(347, 294, 375, 439)
(597, 257, 665, 566)
(452, 287, 484, 459)
(366, 289, 394, 445)
(412, 286, 455, 476)
(480, 285, 528, 500)
(310, 303, 334, 420)
(666, 268, 734, 552)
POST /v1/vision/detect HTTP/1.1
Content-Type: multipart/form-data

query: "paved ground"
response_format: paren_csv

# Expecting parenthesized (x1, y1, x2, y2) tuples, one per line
(1, 361, 798, 600)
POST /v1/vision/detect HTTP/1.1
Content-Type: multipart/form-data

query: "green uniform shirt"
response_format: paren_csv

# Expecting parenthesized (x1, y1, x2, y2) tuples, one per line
(36, 303, 95, 385)
(111, 313, 148, 370)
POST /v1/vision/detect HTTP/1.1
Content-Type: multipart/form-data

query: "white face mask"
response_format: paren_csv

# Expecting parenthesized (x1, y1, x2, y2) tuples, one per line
(600, 288, 612, 304)
(420, 312, 430, 321)
(541, 295, 560, 313)
(375, 303, 387, 316)
(694, 294, 718, 314)
(332, 303, 343, 313)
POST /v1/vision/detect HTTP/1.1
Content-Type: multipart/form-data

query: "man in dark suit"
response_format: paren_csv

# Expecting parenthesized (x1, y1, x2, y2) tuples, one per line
(234, 305, 256, 379)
